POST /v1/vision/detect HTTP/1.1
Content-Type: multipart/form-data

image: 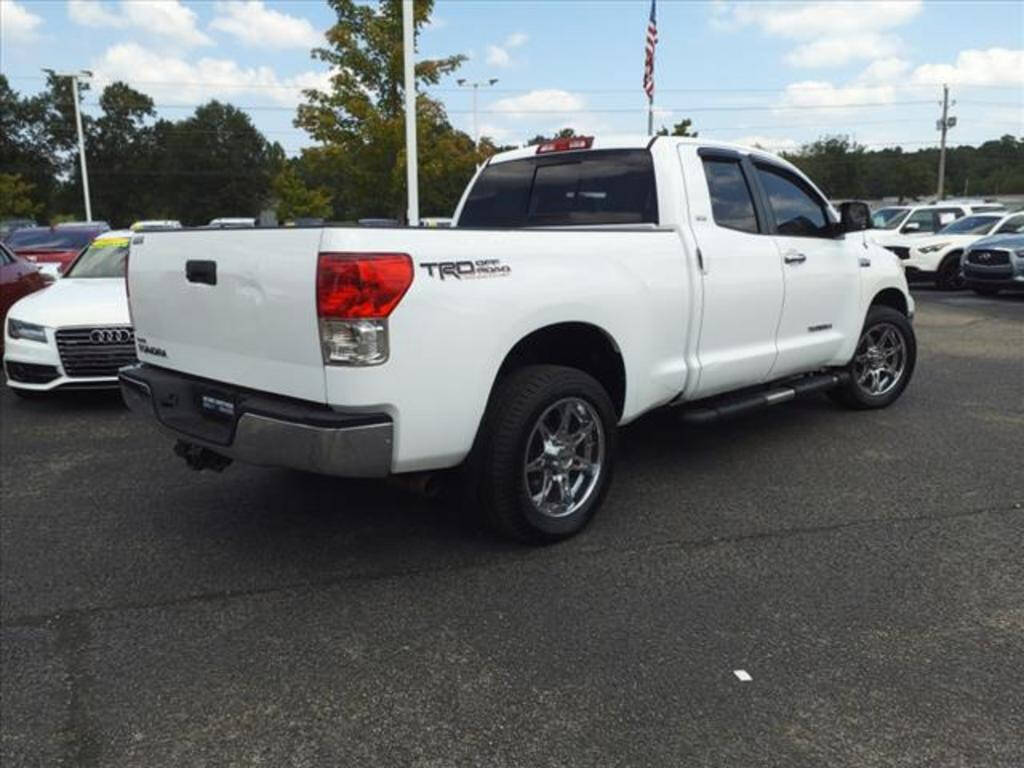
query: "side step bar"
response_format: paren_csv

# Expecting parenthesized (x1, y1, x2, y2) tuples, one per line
(679, 371, 849, 424)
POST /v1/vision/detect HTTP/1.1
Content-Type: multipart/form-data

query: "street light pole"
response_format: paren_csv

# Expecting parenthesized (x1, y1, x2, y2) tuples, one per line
(44, 69, 93, 222)
(401, 1, 419, 226)
(456, 78, 499, 146)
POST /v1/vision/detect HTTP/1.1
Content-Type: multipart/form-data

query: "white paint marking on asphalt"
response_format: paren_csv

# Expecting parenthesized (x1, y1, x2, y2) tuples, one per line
(733, 669, 752, 682)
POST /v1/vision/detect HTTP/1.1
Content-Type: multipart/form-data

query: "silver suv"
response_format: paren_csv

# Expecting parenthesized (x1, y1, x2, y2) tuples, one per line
(961, 233, 1024, 296)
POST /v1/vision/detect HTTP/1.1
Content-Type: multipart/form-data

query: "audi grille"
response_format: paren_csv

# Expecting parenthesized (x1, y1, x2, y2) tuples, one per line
(55, 327, 138, 378)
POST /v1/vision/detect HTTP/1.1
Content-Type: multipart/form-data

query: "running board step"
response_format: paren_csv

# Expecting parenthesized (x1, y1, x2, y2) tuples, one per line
(679, 372, 849, 424)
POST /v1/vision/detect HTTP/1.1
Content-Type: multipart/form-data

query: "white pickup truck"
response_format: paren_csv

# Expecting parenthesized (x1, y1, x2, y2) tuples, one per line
(121, 136, 916, 542)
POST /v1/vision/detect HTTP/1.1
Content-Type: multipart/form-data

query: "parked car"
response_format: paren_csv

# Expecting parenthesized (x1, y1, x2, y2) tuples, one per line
(0, 218, 37, 241)
(131, 220, 182, 231)
(870, 202, 1004, 260)
(208, 218, 256, 229)
(4, 230, 135, 395)
(961, 233, 1024, 296)
(1, 242, 49, 352)
(4, 224, 109, 278)
(120, 136, 915, 542)
(904, 211, 1024, 289)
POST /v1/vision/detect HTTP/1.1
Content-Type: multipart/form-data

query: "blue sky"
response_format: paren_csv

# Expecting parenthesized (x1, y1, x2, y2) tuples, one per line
(2, 0, 1021, 155)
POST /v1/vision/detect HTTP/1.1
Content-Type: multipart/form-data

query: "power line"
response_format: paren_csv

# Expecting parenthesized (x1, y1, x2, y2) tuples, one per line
(9, 72, 1024, 92)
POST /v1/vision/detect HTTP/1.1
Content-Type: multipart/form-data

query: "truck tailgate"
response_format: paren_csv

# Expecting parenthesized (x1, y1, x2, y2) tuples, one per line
(128, 228, 327, 403)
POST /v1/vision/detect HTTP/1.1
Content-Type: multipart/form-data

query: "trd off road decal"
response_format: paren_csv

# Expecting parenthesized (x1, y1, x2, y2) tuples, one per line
(419, 259, 511, 280)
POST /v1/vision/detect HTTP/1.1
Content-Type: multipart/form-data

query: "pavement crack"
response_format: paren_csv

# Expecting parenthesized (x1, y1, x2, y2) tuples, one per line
(54, 612, 102, 768)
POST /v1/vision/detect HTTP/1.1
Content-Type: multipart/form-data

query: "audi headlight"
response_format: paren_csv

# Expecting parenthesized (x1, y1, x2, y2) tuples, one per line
(1015, 249, 1024, 260)
(6, 318, 48, 343)
(919, 242, 950, 253)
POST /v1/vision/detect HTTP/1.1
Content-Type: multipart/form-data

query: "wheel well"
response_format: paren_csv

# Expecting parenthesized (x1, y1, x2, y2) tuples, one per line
(496, 323, 626, 417)
(871, 287, 909, 315)
(939, 250, 963, 268)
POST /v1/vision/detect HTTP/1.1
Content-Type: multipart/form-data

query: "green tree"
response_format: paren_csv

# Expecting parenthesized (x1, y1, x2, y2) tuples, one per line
(295, 0, 480, 220)
(656, 118, 698, 137)
(272, 163, 333, 220)
(0, 75, 64, 218)
(86, 82, 157, 225)
(0, 174, 43, 219)
(150, 101, 282, 224)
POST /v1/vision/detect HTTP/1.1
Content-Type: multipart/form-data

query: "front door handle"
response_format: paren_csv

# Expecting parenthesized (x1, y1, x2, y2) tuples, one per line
(784, 252, 807, 265)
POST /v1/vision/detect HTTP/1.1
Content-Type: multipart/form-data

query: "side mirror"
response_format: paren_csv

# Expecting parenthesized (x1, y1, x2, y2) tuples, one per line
(902, 221, 921, 233)
(839, 201, 871, 233)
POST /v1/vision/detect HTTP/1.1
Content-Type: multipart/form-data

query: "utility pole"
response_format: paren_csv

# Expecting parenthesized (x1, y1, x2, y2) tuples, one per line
(456, 78, 499, 146)
(44, 68, 93, 221)
(936, 83, 957, 200)
(401, 1, 418, 226)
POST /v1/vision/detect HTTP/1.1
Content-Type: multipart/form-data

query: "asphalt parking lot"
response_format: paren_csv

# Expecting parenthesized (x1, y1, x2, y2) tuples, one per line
(1, 290, 1022, 767)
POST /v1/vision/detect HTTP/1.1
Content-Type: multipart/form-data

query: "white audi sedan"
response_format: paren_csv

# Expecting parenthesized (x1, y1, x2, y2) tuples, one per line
(3, 230, 135, 396)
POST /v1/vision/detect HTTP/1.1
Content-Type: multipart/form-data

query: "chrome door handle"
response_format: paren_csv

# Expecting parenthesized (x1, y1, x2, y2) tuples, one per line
(784, 252, 807, 264)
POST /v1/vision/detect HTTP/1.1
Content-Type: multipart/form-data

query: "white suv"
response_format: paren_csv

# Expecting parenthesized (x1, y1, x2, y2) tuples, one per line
(870, 202, 1005, 261)
(905, 211, 1024, 289)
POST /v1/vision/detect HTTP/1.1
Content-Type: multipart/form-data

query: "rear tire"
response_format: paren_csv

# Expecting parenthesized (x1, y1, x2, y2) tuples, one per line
(935, 252, 965, 291)
(466, 365, 616, 543)
(829, 305, 916, 410)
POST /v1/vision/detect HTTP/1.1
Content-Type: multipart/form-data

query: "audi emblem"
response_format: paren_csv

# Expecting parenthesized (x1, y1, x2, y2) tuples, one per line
(90, 328, 133, 344)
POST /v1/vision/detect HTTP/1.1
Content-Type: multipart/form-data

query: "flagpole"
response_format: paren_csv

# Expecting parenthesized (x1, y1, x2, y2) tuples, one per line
(647, 98, 653, 136)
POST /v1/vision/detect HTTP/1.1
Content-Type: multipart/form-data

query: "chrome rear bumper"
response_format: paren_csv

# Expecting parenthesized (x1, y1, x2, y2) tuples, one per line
(120, 365, 393, 478)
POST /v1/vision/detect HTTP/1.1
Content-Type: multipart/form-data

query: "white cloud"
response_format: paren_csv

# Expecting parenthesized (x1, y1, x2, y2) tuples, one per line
(209, 1, 321, 50)
(856, 57, 911, 84)
(786, 33, 901, 68)
(485, 32, 528, 68)
(780, 80, 897, 109)
(716, 1, 922, 69)
(717, 1, 923, 40)
(485, 89, 608, 139)
(92, 43, 329, 107)
(68, 0, 212, 47)
(1, 0, 44, 43)
(910, 48, 1024, 86)
(733, 135, 800, 151)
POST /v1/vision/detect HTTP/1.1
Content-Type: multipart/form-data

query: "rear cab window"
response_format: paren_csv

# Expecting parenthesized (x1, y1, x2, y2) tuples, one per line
(702, 158, 760, 234)
(459, 150, 658, 227)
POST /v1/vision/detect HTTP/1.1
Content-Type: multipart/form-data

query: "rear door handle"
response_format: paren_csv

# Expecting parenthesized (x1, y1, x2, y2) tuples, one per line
(784, 252, 807, 265)
(186, 260, 217, 285)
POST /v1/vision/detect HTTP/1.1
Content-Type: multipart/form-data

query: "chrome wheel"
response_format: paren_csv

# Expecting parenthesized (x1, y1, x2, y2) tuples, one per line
(853, 322, 907, 397)
(523, 397, 605, 519)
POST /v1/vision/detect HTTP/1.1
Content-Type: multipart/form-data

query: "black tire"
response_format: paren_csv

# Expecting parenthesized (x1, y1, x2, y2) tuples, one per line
(972, 286, 1001, 297)
(829, 305, 916, 410)
(466, 364, 617, 543)
(935, 252, 965, 291)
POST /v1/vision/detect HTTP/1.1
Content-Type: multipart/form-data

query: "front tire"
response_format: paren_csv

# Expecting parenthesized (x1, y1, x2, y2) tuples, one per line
(830, 305, 916, 410)
(468, 365, 616, 543)
(936, 252, 965, 291)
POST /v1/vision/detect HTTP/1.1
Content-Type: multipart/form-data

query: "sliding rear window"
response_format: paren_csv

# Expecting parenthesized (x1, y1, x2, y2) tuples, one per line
(459, 150, 658, 227)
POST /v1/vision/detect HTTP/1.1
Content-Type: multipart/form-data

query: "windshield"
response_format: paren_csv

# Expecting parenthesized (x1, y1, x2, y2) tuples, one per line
(938, 214, 1000, 235)
(871, 208, 909, 229)
(64, 235, 130, 278)
(5, 227, 98, 252)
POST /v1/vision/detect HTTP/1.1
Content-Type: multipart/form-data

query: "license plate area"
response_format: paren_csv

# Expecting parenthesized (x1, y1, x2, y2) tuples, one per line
(150, 377, 239, 446)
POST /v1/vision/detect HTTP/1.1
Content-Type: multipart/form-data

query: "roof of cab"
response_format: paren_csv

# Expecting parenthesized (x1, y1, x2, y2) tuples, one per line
(485, 134, 800, 172)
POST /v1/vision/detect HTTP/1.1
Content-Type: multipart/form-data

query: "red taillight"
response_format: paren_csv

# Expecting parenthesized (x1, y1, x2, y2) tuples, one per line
(316, 252, 413, 319)
(536, 136, 594, 154)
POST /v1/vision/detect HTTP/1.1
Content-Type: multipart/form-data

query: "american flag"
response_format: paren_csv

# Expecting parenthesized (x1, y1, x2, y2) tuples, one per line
(643, 0, 658, 102)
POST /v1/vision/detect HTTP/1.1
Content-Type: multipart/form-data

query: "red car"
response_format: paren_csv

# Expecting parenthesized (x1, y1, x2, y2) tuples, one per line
(1, 242, 48, 350)
(4, 225, 108, 278)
